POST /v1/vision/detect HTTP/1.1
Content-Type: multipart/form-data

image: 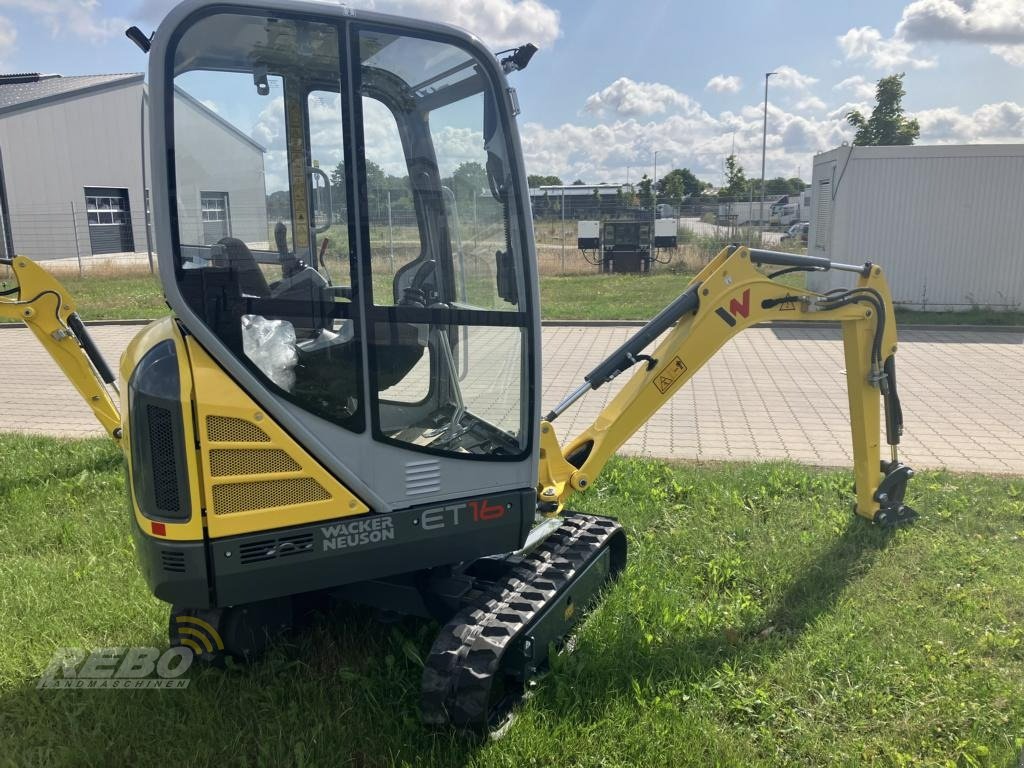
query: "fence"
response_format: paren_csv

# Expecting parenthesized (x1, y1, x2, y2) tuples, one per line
(3, 202, 154, 275)
(0, 195, 804, 280)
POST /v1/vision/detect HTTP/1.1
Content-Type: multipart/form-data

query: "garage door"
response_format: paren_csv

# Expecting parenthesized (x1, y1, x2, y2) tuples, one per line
(201, 192, 230, 244)
(85, 187, 135, 255)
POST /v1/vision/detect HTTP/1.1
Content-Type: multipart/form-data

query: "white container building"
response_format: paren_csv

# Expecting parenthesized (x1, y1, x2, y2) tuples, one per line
(807, 144, 1024, 311)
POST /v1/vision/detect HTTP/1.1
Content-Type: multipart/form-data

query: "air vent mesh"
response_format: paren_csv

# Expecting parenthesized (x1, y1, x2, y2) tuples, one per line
(212, 478, 331, 514)
(160, 550, 186, 573)
(148, 404, 181, 513)
(238, 533, 315, 564)
(206, 416, 269, 443)
(209, 448, 300, 477)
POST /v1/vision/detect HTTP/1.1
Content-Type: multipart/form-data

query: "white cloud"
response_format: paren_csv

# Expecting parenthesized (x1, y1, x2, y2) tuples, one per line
(915, 100, 1024, 142)
(837, 25, 938, 69)
(896, 0, 1024, 66)
(521, 95, 855, 186)
(795, 96, 826, 111)
(828, 100, 871, 121)
(0, 0, 128, 42)
(897, 0, 1024, 45)
(583, 77, 705, 118)
(705, 74, 742, 93)
(367, 0, 559, 48)
(833, 75, 876, 101)
(990, 44, 1024, 65)
(838, 1, 1024, 70)
(137, 0, 559, 49)
(771, 65, 819, 90)
(0, 15, 15, 64)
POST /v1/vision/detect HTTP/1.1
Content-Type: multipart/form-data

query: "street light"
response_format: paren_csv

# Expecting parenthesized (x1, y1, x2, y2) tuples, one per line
(759, 71, 777, 232)
(653, 149, 662, 211)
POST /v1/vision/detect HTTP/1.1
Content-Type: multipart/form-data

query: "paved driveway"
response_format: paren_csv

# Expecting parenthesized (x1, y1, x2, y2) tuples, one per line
(1, 323, 1022, 473)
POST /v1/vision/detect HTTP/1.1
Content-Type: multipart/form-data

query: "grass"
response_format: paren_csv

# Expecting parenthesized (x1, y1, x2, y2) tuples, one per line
(2, 432, 1023, 766)
(540, 272, 695, 320)
(4, 265, 1024, 326)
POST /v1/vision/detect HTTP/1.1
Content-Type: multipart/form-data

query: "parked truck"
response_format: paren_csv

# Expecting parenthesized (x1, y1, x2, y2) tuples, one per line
(770, 189, 811, 226)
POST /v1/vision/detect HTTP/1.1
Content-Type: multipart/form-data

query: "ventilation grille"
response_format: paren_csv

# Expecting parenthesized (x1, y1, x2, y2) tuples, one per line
(814, 178, 831, 251)
(206, 416, 270, 443)
(238, 532, 315, 565)
(148, 404, 181, 513)
(161, 550, 186, 573)
(209, 448, 300, 477)
(212, 477, 331, 515)
(405, 459, 441, 496)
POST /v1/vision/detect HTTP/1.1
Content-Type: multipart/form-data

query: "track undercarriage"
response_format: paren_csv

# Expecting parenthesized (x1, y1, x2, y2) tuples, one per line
(170, 513, 626, 732)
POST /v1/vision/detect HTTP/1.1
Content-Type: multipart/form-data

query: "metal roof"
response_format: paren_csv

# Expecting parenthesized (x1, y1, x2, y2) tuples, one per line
(0, 73, 142, 115)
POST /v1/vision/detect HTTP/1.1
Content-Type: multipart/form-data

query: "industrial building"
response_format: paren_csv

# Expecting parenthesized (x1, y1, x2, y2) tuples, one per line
(808, 144, 1024, 311)
(0, 72, 267, 263)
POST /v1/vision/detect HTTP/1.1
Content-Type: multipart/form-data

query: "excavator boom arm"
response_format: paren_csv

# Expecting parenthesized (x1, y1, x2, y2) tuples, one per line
(539, 244, 916, 526)
(0, 257, 122, 439)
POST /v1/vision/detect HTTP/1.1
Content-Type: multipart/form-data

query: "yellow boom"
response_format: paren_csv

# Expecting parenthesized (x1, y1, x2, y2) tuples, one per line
(0, 257, 122, 439)
(539, 244, 916, 526)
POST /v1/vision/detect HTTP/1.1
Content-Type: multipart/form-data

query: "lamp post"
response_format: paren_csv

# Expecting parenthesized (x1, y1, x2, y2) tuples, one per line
(760, 71, 777, 231)
(653, 149, 662, 212)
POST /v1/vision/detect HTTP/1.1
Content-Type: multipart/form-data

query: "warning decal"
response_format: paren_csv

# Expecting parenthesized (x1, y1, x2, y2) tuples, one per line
(653, 356, 688, 394)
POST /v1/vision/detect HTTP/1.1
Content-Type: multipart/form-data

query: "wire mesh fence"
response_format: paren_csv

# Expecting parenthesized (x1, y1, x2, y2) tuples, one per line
(0, 193, 805, 281)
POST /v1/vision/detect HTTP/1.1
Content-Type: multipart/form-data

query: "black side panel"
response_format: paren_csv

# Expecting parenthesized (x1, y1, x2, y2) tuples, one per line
(128, 339, 192, 522)
(132, 513, 210, 608)
(211, 489, 535, 606)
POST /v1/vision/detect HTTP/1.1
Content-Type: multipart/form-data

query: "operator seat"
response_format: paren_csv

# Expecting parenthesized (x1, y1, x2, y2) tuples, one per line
(216, 237, 270, 298)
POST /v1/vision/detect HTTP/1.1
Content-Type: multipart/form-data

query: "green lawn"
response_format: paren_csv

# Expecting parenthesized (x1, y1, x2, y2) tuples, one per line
(2, 433, 1023, 766)
(4, 269, 1024, 325)
(540, 272, 695, 320)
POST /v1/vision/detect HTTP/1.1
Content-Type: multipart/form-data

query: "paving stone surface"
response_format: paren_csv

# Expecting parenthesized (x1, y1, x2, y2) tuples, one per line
(1, 323, 1021, 474)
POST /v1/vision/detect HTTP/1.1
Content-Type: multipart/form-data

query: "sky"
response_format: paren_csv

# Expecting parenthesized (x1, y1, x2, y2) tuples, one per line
(1, 0, 1024, 187)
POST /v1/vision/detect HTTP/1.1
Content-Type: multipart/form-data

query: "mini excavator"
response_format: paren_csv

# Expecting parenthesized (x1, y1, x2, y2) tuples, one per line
(0, 0, 917, 731)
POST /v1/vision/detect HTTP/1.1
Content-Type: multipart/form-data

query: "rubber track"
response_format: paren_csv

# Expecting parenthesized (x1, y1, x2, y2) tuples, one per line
(420, 513, 625, 730)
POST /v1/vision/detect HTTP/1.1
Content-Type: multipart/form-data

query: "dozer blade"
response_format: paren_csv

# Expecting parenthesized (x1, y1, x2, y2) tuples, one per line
(420, 513, 626, 733)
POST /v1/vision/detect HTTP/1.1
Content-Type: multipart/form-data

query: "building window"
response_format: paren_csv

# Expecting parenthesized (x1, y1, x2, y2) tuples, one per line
(201, 192, 228, 222)
(86, 193, 129, 224)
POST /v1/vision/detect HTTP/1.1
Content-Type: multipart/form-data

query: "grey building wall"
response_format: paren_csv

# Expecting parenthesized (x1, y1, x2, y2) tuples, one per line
(0, 78, 148, 262)
(0, 78, 268, 262)
(808, 144, 1024, 311)
(172, 89, 268, 248)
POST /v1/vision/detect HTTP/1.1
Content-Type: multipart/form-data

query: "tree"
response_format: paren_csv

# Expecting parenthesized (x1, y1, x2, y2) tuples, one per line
(846, 73, 920, 146)
(571, 179, 585, 185)
(330, 161, 347, 213)
(657, 168, 702, 207)
(364, 160, 386, 213)
(751, 176, 808, 197)
(527, 174, 562, 188)
(637, 174, 654, 209)
(451, 161, 488, 208)
(719, 154, 747, 199)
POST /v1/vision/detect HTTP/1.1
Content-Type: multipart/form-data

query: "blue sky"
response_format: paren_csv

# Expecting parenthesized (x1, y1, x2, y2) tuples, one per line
(1, 0, 1023, 186)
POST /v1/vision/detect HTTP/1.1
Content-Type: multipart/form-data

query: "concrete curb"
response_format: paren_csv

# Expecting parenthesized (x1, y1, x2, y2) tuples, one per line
(542, 319, 1024, 333)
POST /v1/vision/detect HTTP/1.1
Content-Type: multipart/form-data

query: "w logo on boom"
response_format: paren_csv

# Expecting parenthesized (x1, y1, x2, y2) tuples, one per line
(715, 288, 751, 328)
(173, 615, 225, 656)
